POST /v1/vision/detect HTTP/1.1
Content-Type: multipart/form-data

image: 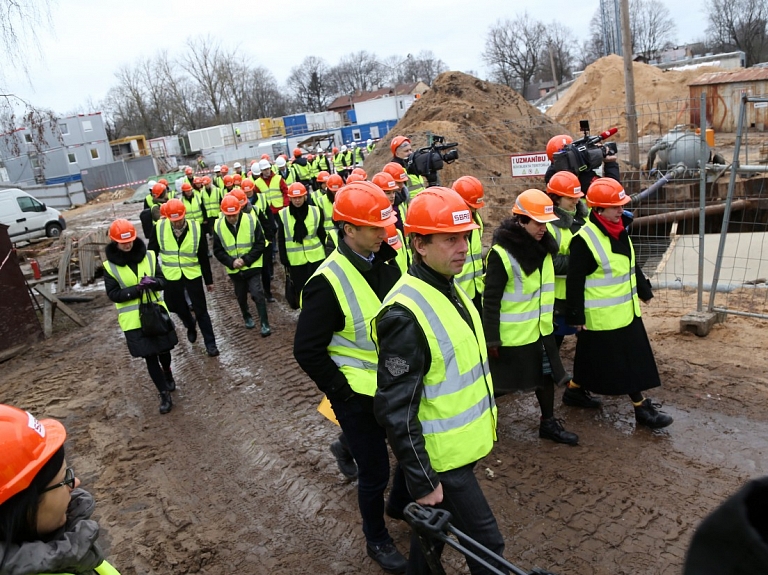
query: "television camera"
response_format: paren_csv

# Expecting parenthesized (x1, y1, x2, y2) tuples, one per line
(406, 135, 459, 187)
(551, 120, 618, 175)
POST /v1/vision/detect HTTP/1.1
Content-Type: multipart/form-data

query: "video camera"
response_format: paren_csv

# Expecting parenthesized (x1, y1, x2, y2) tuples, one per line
(406, 135, 459, 187)
(551, 120, 618, 175)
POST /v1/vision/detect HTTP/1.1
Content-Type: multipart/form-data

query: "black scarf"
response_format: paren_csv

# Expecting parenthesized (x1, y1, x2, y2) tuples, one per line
(289, 201, 310, 243)
(492, 217, 559, 276)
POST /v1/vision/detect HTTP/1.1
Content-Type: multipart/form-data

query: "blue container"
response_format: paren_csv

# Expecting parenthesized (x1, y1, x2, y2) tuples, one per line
(282, 114, 308, 136)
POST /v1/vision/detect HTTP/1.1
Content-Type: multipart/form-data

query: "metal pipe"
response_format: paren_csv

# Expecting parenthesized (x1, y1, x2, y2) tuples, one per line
(630, 199, 751, 227)
(698, 92, 707, 311)
(704, 163, 768, 173)
(629, 164, 686, 205)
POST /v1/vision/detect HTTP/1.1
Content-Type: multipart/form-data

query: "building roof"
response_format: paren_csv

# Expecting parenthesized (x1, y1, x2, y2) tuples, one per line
(327, 83, 421, 111)
(689, 68, 768, 86)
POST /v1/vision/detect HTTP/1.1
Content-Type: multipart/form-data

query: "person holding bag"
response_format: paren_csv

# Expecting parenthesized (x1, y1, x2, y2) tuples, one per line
(104, 219, 178, 415)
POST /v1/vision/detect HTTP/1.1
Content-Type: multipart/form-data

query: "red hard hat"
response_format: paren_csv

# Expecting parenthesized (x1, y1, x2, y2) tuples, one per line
(351, 167, 367, 179)
(385, 223, 403, 250)
(228, 188, 248, 207)
(317, 171, 330, 183)
(159, 202, 169, 219)
(346, 173, 366, 183)
(383, 162, 409, 183)
(287, 182, 307, 197)
(390, 135, 411, 156)
(546, 135, 573, 161)
(332, 147, 339, 154)
(327, 174, 343, 192)
(546, 171, 583, 198)
(261, 153, 270, 160)
(159, 178, 168, 186)
(202, 176, 212, 186)
(0, 404, 67, 505)
(223, 175, 234, 186)
(164, 198, 186, 222)
(151, 183, 166, 198)
(333, 181, 397, 228)
(241, 179, 254, 192)
(220, 165, 230, 175)
(181, 182, 192, 192)
(586, 178, 630, 208)
(404, 188, 479, 235)
(193, 177, 203, 186)
(232, 174, 243, 184)
(372, 172, 398, 192)
(185, 167, 193, 175)
(511, 189, 559, 223)
(109, 218, 137, 243)
(293, 148, 302, 158)
(452, 175, 485, 209)
(221, 194, 242, 214)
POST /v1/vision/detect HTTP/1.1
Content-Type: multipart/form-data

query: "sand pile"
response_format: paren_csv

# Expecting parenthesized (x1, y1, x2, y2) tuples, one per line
(546, 55, 730, 139)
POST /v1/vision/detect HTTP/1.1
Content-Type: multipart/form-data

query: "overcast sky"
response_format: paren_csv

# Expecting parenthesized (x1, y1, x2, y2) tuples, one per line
(4, 0, 709, 116)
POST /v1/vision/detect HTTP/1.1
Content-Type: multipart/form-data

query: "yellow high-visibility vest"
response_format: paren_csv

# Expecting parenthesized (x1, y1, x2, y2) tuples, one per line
(103, 251, 167, 331)
(157, 219, 202, 281)
(214, 212, 263, 274)
(279, 205, 326, 266)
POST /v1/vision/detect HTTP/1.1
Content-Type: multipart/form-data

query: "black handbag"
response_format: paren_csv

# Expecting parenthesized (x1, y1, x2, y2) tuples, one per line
(139, 289, 174, 336)
(284, 270, 299, 310)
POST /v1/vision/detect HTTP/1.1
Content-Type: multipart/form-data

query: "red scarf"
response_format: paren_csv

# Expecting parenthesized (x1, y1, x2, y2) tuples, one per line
(594, 212, 624, 240)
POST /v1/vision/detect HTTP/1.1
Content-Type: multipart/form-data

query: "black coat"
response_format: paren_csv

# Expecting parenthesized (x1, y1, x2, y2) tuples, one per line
(544, 157, 621, 191)
(104, 238, 178, 358)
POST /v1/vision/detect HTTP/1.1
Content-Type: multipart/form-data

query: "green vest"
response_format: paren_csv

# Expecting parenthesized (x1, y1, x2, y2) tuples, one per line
(489, 245, 555, 347)
(255, 174, 284, 209)
(279, 205, 326, 266)
(455, 212, 484, 299)
(180, 191, 204, 225)
(308, 157, 320, 179)
(366, 143, 375, 154)
(352, 147, 364, 165)
(157, 219, 202, 281)
(39, 559, 121, 575)
(577, 220, 641, 331)
(251, 190, 270, 215)
(201, 186, 222, 219)
(326, 228, 338, 250)
(389, 228, 409, 274)
(407, 174, 425, 197)
(333, 153, 346, 173)
(292, 160, 311, 181)
(315, 193, 335, 235)
(317, 154, 330, 171)
(311, 249, 380, 396)
(103, 251, 167, 331)
(214, 212, 263, 274)
(378, 275, 497, 472)
(546, 222, 575, 300)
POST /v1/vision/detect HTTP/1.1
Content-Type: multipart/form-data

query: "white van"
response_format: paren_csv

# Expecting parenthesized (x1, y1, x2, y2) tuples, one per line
(0, 188, 66, 242)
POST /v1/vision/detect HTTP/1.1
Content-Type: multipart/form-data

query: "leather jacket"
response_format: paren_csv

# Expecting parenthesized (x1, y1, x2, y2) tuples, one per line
(374, 262, 476, 500)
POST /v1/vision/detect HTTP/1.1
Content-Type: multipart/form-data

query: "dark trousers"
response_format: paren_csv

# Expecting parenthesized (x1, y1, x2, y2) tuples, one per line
(287, 260, 322, 304)
(261, 249, 274, 298)
(330, 393, 411, 545)
(407, 464, 507, 575)
(145, 352, 171, 392)
(164, 276, 216, 347)
(230, 272, 265, 316)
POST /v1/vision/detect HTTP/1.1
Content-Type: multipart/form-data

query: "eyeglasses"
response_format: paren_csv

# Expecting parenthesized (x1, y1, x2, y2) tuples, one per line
(41, 467, 76, 494)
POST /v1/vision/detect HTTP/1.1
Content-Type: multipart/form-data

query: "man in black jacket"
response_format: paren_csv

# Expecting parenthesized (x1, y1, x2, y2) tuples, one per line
(293, 181, 410, 574)
(543, 134, 621, 193)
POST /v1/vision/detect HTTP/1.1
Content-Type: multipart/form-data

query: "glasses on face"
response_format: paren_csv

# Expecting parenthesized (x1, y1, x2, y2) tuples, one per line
(41, 467, 76, 494)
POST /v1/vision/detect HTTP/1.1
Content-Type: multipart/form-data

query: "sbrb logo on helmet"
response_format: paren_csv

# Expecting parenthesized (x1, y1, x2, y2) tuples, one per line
(387, 235, 398, 245)
(544, 205, 554, 214)
(380, 206, 393, 221)
(27, 412, 45, 438)
(452, 210, 471, 225)
(618, 190, 626, 199)
(120, 232, 132, 240)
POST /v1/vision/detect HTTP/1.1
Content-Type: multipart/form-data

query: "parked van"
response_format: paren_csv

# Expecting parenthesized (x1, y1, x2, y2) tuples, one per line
(0, 188, 66, 242)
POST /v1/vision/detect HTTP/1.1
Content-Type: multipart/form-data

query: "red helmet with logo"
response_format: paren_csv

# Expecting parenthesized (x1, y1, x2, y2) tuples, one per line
(333, 181, 397, 228)
(404, 188, 479, 235)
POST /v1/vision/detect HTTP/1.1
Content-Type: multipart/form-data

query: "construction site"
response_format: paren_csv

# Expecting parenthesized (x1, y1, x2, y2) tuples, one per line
(3, 56, 768, 574)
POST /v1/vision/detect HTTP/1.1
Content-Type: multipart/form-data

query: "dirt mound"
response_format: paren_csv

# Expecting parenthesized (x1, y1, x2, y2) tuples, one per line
(546, 55, 731, 138)
(87, 187, 136, 205)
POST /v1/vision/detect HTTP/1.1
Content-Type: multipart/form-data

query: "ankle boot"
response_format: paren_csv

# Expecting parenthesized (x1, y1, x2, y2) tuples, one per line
(539, 417, 579, 445)
(163, 369, 176, 391)
(256, 302, 271, 337)
(159, 391, 173, 414)
(243, 312, 255, 329)
(634, 398, 673, 429)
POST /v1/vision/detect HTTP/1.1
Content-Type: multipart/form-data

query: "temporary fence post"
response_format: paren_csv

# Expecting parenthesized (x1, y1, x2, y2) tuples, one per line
(697, 93, 707, 312)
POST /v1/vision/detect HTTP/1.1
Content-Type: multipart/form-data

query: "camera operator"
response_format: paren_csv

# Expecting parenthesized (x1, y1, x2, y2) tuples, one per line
(389, 135, 426, 197)
(544, 134, 620, 191)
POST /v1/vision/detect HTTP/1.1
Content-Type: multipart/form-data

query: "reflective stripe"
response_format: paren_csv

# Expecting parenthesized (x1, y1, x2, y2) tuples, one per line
(584, 288, 637, 309)
(420, 394, 494, 435)
(585, 271, 631, 288)
(116, 304, 140, 314)
(326, 259, 372, 351)
(580, 225, 615, 279)
(330, 354, 377, 371)
(499, 309, 541, 322)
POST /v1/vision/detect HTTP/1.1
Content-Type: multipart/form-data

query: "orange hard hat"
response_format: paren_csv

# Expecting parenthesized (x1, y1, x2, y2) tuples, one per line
(332, 147, 339, 154)
(383, 162, 409, 183)
(293, 148, 302, 157)
(151, 182, 166, 198)
(586, 178, 630, 208)
(279, 154, 288, 160)
(351, 167, 367, 179)
(372, 171, 398, 192)
(317, 171, 330, 183)
(546, 135, 573, 161)
(202, 176, 212, 185)
(159, 202, 169, 219)
(512, 189, 559, 222)
(232, 174, 243, 184)
(0, 404, 67, 505)
(385, 223, 403, 250)
(260, 153, 271, 160)
(307, 154, 315, 161)
(346, 172, 366, 183)
(452, 175, 485, 209)
(109, 218, 137, 243)
(223, 175, 234, 186)
(390, 135, 411, 156)
(185, 166, 194, 175)
(333, 181, 397, 228)
(221, 194, 242, 214)
(241, 179, 254, 192)
(404, 187, 479, 235)
(228, 188, 248, 207)
(220, 165, 230, 174)
(287, 182, 307, 197)
(193, 177, 203, 185)
(327, 173, 343, 192)
(159, 178, 169, 186)
(181, 182, 192, 192)
(546, 171, 583, 198)
(164, 198, 186, 222)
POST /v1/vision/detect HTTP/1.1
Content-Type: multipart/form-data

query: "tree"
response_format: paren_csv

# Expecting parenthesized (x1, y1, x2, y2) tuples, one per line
(403, 51, 448, 85)
(328, 51, 385, 95)
(538, 22, 576, 85)
(180, 36, 232, 123)
(287, 56, 334, 112)
(706, 0, 768, 66)
(633, 0, 676, 60)
(483, 14, 546, 95)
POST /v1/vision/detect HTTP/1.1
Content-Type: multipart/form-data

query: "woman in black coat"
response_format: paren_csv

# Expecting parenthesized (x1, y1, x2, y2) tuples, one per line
(103, 219, 178, 414)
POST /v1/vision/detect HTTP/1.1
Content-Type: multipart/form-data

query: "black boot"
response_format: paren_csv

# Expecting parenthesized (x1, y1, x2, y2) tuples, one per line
(330, 440, 358, 480)
(563, 385, 602, 408)
(539, 417, 579, 445)
(243, 312, 255, 329)
(256, 302, 271, 337)
(159, 391, 173, 414)
(163, 369, 176, 392)
(186, 322, 197, 343)
(634, 398, 673, 429)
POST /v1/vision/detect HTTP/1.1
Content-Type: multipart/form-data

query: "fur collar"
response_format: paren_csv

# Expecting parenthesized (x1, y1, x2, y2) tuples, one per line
(492, 217, 559, 276)
(551, 200, 588, 229)
(106, 237, 147, 266)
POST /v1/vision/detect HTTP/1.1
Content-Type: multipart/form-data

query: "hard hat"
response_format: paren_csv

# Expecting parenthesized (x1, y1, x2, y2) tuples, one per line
(221, 194, 242, 214)
(181, 182, 192, 192)
(350, 141, 357, 148)
(346, 173, 366, 183)
(223, 175, 234, 186)
(546, 171, 583, 198)
(333, 181, 397, 228)
(327, 174, 343, 192)
(586, 178, 630, 208)
(367, 138, 373, 145)
(351, 167, 367, 179)
(293, 148, 302, 158)
(390, 136, 411, 156)
(109, 218, 137, 243)
(233, 161, 242, 169)
(202, 176, 212, 185)
(372, 171, 398, 191)
(340, 145, 348, 152)
(404, 188, 479, 235)
(241, 179, 254, 192)
(185, 166, 193, 175)
(452, 175, 485, 209)
(193, 177, 203, 185)
(316, 171, 330, 183)
(385, 224, 402, 250)
(287, 182, 307, 197)
(275, 157, 286, 168)
(511, 189, 560, 222)
(307, 154, 315, 161)
(546, 134, 573, 161)
(159, 178, 168, 186)
(159, 202, 169, 219)
(258, 159, 271, 171)
(233, 174, 243, 184)
(151, 183, 167, 198)
(0, 404, 67, 505)
(332, 147, 339, 154)
(383, 162, 409, 183)
(214, 165, 221, 172)
(164, 198, 186, 222)
(229, 188, 248, 207)
(260, 153, 270, 160)
(279, 153, 288, 160)
(147, 179, 157, 188)
(220, 165, 230, 174)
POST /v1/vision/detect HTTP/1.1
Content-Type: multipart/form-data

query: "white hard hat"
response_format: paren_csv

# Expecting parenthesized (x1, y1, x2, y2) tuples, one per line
(367, 139, 372, 145)
(341, 145, 348, 152)
(275, 157, 286, 168)
(350, 141, 357, 148)
(214, 165, 221, 171)
(233, 162, 242, 169)
(258, 159, 271, 171)
(147, 179, 157, 188)
(316, 145, 323, 153)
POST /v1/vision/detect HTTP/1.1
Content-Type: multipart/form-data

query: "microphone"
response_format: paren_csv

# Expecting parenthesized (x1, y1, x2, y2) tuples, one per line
(596, 127, 618, 141)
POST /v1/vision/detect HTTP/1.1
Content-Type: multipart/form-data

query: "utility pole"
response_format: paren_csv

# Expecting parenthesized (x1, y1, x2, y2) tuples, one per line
(548, 43, 559, 101)
(620, 0, 639, 167)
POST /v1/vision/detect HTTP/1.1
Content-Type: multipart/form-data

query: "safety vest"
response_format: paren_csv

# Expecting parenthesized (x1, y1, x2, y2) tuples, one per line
(456, 212, 484, 299)
(157, 219, 202, 281)
(308, 157, 320, 179)
(255, 174, 284, 210)
(214, 212, 263, 274)
(314, 193, 335, 235)
(292, 160, 311, 182)
(39, 559, 121, 575)
(577, 220, 641, 331)
(546, 222, 575, 300)
(366, 143, 375, 154)
(250, 190, 270, 215)
(489, 245, 555, 347)
(389, 228, 410, 274)
(317, 154, 330, 172)
(397, 201, 407, 225)
(333, 153, 346, 173)
(407, 174, 425, 197)
(103, 251, 167, 332)
(279, 206, 326, 266)
(351, 147, 364, 166)
(278, 168, 295, 186)
(311, 249, 380, 396)
(180, 192, 204, 225)
(379, 274, 497, 472)
(201, 186, 221, 219)
(326, 228, 338, 249)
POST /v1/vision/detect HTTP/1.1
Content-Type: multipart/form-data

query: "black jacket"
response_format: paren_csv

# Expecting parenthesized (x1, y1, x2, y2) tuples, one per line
(148, 221, 213, 285)
(293, 237, 400, 402)
(212, 212, 267, 280)
(544, 159, 621, 192)
(549, 201, 589, 296)
(565, 210, 653, 326)
(374, 263, 478, 500)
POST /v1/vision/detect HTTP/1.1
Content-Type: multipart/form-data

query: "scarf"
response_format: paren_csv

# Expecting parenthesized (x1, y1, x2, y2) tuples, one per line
(289, 202, 309, 243)
(594, 211, 624, 240)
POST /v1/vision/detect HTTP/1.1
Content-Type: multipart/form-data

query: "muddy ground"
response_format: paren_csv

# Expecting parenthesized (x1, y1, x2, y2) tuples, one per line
(3, 200, 768, 575)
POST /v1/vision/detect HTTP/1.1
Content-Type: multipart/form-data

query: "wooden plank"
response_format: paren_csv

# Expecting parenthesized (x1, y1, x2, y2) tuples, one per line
(43, 297, 54, 338)
(0, 343, 32, 363)
(57, 236, 73, 293)
(35, 283, 87, 327)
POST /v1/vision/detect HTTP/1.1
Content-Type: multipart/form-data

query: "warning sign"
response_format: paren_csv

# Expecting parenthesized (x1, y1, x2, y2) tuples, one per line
(510, 152, 550, 177)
